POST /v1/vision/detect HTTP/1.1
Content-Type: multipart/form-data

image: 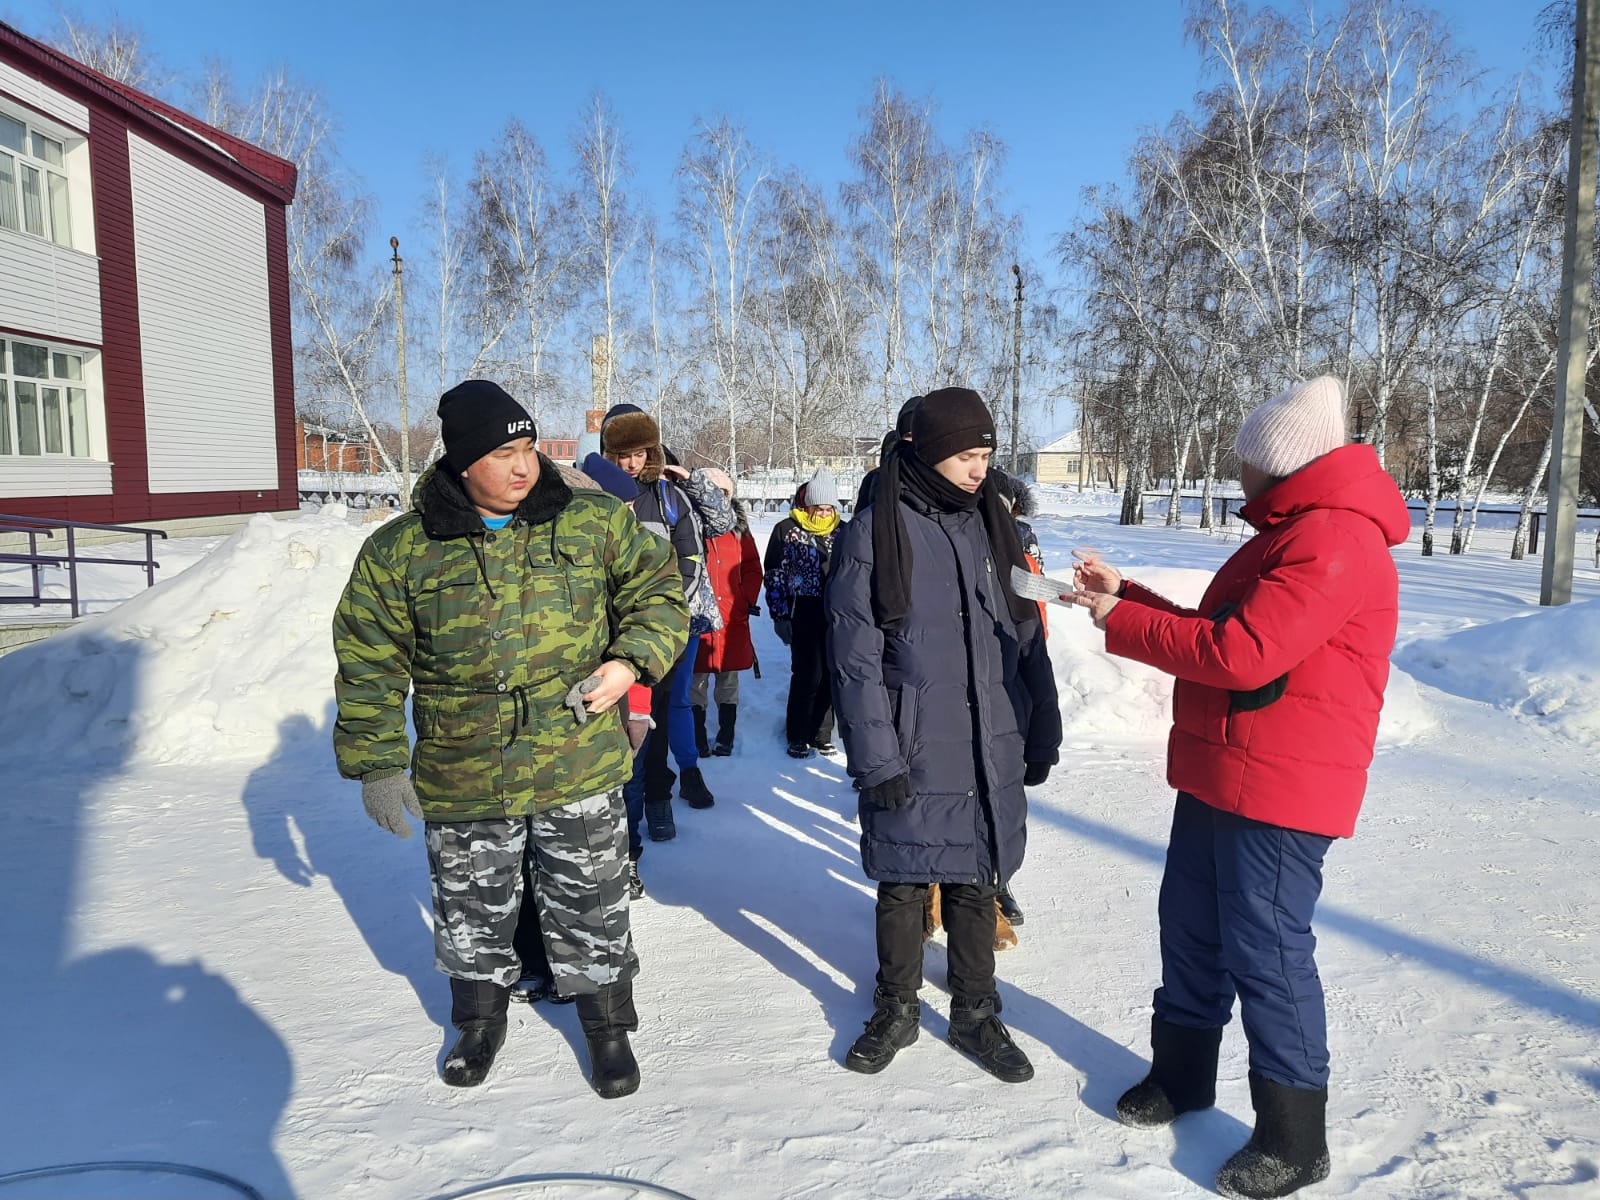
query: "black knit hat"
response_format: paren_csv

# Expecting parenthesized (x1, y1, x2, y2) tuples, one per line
(438, 379, 536, 471)
(912, 387, 996, 465)
(895, 395, 924, 439)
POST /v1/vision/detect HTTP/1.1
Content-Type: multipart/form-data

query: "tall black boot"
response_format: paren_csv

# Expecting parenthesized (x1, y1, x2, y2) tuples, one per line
(1116, 1016, 1224, 1127)
(1215, 1073, 1330, 1199)
(947, 993, 1033, 1083)
(692, 704, 711, 758)
(443, 978, 510, 1088)
(575, 983, 641, 1099)
(711, 702, 737, 755)
(844, 988, 920, 1074)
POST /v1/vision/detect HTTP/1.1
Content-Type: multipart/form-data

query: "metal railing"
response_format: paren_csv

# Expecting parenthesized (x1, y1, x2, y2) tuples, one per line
(0, 514, 168, 619)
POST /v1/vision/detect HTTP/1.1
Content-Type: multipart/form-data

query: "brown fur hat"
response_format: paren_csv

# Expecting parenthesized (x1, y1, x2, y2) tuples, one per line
(602, 411, 665, 483)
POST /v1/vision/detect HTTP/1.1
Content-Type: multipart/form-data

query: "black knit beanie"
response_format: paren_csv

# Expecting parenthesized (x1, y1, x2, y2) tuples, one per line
(895, 395, 924, 439)
(912, 387, 996, 465)
(438, 380, 536, 471)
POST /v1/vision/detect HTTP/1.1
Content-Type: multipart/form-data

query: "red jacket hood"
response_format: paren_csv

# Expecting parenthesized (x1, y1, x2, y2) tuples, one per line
(1240, 444, 1410, 548)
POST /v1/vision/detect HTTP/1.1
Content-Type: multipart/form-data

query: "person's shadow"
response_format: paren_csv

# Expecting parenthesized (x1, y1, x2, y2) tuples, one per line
(241, 705, 448, 1031)
(0, 636, 295, 1197)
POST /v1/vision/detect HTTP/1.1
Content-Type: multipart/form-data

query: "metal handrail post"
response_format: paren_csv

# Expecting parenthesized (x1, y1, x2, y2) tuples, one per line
(29, 529, 41, 606)
(66, 526, 79, 618)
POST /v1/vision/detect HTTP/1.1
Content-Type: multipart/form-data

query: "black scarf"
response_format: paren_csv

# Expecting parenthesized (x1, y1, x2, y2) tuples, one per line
(869, 443, 1035, 632)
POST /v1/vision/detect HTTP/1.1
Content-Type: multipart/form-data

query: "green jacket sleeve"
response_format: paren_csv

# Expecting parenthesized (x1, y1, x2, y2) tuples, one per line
(332, 534, 415, 780)
(603, 499, 690, 686)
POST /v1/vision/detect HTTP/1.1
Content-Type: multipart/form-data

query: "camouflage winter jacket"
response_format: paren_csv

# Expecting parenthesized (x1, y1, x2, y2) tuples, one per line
(332, 458, 689, 820)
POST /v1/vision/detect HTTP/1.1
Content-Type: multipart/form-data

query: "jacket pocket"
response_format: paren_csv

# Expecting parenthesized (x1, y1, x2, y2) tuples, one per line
(413, 569, 481, 658)
(892, 685, 919, 761)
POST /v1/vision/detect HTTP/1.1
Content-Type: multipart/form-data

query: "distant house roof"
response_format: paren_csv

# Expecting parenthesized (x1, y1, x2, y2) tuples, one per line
(0, 19, 297, 204)
(1037, 429, 1084, 454)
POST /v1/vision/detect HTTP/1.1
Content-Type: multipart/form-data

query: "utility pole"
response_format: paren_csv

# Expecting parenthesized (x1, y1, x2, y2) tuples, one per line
(391, 236, 410, 507)
(1011, 263, 1023, 473)
(1543, 0, 1600, 605)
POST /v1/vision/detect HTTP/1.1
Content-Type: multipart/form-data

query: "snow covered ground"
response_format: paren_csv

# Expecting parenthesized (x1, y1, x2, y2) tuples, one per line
(0, 491, 1595, 1200)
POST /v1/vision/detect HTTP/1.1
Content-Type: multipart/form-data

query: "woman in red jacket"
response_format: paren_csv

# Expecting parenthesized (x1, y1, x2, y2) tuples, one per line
(1070, 376, 1409, 1200)
(691, 469, 764, 757)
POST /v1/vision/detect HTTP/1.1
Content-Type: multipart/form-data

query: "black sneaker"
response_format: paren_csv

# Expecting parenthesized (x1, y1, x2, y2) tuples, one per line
(786, 742, 815, 759)
(844, 990, 920, 1074)
(947, 996, 1033, 1083)
(679, 766, 715, 809)
(627, 860, 645, 901)
(645, 799, 676, 841)
(810, 739, 837, 755)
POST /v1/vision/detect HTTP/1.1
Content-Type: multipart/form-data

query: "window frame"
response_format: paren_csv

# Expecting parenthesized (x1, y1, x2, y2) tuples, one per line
(0, 335, 98, 461)
(0, 103, 77, 249)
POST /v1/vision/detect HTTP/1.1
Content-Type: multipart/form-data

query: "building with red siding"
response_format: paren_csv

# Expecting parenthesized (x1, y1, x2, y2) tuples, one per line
(0, 21, 298, 532)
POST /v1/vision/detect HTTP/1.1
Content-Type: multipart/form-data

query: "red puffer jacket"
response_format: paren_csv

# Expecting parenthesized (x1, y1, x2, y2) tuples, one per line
(1104, 444, 1410, 837)
(694, 524, 763, 674)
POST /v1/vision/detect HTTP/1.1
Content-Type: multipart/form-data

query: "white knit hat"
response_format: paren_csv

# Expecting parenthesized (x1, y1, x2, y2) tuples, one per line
(1235, 375, 1348, 479)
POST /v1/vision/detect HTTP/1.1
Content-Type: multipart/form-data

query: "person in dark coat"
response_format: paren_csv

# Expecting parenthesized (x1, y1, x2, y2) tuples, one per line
(1069, 376, 1408, 1199)
(765, 468, 842, 759)
(826, 387, 1061, 1083)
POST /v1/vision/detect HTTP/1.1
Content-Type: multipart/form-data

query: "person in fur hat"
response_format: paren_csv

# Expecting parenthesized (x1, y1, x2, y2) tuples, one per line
(602, 405, 725, 831)
(690, 468, 763, 757)
(1068, 376, 1408, 1199)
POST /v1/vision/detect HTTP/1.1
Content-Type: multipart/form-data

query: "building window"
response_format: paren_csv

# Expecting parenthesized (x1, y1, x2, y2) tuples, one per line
(1066, 457, 1082, 474)
(0, 337, 93, 458)
(0, 110, 73, 247)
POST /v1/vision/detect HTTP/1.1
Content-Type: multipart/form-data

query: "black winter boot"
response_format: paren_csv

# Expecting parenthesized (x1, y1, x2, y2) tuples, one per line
(576, 983, 641, 1099)
(1116, 1016, 1224, 1127)
(844, 988, 920, 1074)
(996, 884, 1025, 926)
(947, 994, 1033, 1083)
(711, 702, 737, 755)
(1215, 1073, 1330, 1199)
(443, 979, 510, 1087)
(692, 705, 711, 758)
(679, 765, 715, 809)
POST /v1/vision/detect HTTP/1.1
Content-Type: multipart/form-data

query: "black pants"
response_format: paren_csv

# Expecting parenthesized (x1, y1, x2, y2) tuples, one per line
(786, 595, 834, 745)
(875, 881, 997, 1002)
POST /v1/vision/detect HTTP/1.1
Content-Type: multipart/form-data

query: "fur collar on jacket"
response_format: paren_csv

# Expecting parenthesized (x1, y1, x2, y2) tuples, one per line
(416, 456, 574, 539)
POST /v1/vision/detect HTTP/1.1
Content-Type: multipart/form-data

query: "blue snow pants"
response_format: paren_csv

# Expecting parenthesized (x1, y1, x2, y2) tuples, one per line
(1153, 790, 1334, 1090)
(666, 647, 699, 770)
(623, 740, 647, 859)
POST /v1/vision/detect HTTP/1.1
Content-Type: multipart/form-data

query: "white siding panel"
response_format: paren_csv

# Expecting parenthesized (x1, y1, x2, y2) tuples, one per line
(0, 63, 89, 131)
(0, 455, 112, 498)
(127, 133, 277, 494)
(0, 230, 102, 344)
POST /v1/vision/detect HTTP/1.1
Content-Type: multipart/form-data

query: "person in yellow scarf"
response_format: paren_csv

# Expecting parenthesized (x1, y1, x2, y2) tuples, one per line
(763, 468, 844, 758)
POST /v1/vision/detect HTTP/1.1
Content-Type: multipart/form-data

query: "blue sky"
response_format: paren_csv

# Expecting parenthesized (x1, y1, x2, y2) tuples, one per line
(4, 0, 1560, 274)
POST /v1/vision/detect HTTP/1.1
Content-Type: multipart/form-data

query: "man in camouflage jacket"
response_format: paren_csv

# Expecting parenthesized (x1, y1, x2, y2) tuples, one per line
(333, 379, 688, 1097)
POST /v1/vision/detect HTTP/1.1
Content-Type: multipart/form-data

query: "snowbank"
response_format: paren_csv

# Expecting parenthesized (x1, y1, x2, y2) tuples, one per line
(1395, 598, 1600, 744)
(0, 506, 375, 767)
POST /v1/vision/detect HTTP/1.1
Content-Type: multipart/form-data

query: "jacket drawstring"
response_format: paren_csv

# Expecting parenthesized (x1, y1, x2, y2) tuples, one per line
(470, 534, 497, 598)
(503, 683, 530, 750)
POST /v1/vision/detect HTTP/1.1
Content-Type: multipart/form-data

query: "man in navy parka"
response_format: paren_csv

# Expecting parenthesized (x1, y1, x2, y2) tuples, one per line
(825, 387, 1061, 1081)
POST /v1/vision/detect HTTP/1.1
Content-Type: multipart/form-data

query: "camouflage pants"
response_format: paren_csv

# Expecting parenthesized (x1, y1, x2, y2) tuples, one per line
(425, 789, 637, 996)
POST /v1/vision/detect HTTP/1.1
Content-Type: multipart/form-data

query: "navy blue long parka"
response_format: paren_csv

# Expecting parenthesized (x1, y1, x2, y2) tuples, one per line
(825, 491, 1062, 886)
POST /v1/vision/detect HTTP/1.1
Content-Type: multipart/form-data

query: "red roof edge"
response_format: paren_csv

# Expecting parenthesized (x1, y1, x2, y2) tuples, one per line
(0, 19, 297, 204)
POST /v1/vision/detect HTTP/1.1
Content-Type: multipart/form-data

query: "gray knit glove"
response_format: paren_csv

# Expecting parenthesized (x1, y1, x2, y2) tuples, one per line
(564, 675, 601, 725)
(362, 773, 423, 839)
